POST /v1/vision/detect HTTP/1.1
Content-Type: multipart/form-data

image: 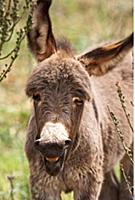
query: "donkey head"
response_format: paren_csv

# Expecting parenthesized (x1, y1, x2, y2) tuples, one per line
(26, 0, 133, 176)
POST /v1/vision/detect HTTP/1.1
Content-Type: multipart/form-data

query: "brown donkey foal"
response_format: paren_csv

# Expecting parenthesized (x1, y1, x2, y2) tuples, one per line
(25, 1, 133, 200)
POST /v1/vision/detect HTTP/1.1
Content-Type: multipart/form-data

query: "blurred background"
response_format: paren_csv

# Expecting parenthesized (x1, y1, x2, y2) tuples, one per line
(0, 0, 133, 199)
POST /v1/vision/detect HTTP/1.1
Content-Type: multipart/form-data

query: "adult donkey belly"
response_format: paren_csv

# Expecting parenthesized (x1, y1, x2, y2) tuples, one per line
(91, 54, 133, 172)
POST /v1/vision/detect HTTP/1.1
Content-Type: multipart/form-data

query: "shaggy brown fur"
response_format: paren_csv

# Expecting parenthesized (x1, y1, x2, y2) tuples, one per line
(25, 1, 133, 200)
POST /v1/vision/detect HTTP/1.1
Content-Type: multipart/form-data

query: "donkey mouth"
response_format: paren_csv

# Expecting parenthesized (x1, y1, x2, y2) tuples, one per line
(45, 156, 59, 162)
(44, 153, 65, 176)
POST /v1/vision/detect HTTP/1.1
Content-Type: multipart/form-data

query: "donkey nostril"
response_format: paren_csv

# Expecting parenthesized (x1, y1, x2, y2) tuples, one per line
(34, 139, 41, 146)
(65, 139, 72, 147)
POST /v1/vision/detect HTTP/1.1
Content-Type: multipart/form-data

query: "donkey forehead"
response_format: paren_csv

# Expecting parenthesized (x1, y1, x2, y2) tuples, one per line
(26, 56, 91, 95)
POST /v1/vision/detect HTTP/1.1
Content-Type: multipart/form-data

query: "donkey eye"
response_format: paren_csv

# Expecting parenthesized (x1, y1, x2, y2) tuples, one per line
(33, 94, 41, 102)
(72, 97, 84, 106)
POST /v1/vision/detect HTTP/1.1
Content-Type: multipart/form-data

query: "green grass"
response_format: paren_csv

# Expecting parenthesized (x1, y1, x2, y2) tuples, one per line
(0, 0, 133, 199)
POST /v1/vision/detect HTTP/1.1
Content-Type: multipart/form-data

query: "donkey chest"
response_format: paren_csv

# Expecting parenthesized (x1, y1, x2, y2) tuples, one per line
(59, 156, 95, 192)
(40, 164, 89, 193)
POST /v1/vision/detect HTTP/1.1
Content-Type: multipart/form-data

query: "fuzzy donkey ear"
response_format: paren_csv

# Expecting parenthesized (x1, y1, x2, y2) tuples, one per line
(77, 33, 133, 76)
(27, 0, 56, 62)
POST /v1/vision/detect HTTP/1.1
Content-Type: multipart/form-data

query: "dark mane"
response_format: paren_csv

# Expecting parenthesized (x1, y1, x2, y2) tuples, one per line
(56, 37, 75, 56)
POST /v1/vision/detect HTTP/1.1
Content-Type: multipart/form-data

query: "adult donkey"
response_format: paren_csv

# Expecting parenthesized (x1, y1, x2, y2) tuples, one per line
(25, 0, 133, 200)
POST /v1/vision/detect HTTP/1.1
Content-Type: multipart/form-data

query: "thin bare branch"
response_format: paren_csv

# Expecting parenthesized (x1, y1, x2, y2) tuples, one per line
(116, 82, 133, 133)
(120, 164, 133, 196)
(108, 106, 134, 165)
(7, 176, 15, 200)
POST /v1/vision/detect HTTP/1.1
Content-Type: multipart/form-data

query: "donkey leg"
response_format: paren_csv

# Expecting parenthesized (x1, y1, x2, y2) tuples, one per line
(30, 176, 62, 200)
(73, 173, 103, 200)
(99, 170, 119, 200)
(30, 186, 62, 200)
(119, 147, 133, 200)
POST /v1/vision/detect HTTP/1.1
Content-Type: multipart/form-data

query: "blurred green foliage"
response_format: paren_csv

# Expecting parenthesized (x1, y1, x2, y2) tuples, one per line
(0, 0, 133, 199)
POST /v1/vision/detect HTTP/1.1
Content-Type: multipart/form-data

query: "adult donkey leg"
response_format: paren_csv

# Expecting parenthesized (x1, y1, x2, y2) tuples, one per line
(73, 170, 104, 200)
(30, 180, 62, 200)
(119, 144, 133, 200)
(99, 170, 119, 200)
